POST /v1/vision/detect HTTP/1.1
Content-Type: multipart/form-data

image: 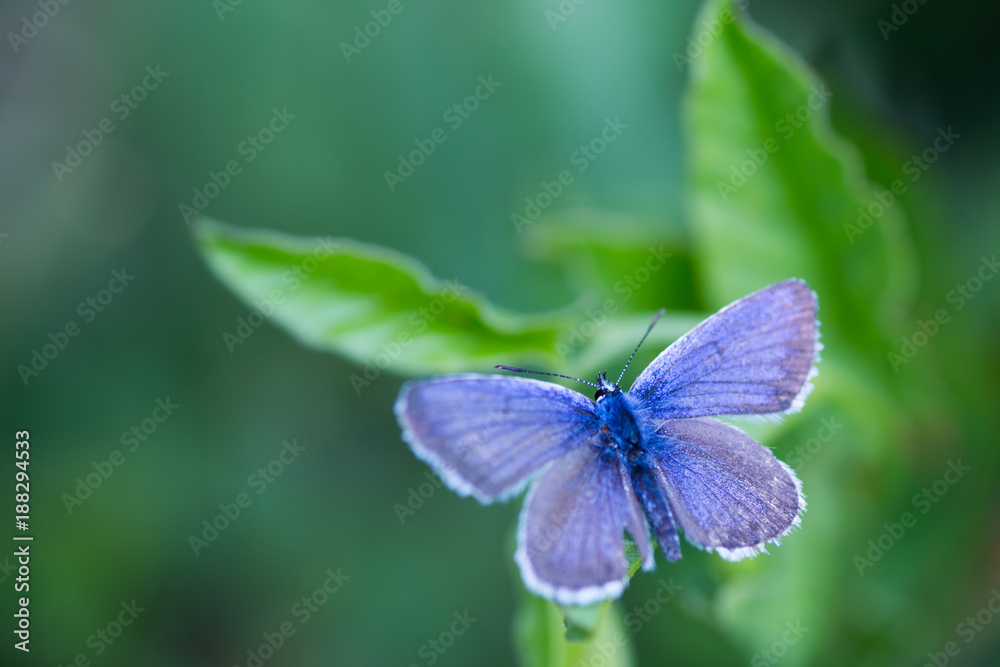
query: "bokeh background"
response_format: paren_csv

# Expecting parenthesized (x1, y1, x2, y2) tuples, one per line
(2, 0, 999, 665)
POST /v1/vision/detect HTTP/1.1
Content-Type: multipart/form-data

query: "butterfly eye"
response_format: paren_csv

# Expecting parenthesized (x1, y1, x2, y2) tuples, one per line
(594, 371, 618, 401)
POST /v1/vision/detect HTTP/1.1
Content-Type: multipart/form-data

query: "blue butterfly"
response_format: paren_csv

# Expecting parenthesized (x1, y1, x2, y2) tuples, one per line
(395, 279, 819, 605)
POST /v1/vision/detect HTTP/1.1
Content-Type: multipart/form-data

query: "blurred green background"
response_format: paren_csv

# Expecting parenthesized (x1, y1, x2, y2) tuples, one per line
(2, 0, 999, 665)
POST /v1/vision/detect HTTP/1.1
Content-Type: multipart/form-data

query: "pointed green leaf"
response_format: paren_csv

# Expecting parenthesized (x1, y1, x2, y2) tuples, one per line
(680, 1, 922, 664)
(684, 0, 917, 351)
(193, 218, 568, 374)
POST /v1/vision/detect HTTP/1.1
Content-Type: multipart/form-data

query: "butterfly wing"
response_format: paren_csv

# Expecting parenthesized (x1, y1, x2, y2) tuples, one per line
(640, 418, 804, 560)
(395, 374, 599, 504)
(629, 279, 820, 420)
(516, 444, 653, 605)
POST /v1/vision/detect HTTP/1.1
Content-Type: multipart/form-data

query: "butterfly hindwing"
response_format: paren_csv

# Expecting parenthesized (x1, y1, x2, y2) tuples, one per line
(630, 279, 820, 420)
(516, 443, 654, 605)
(641, 417, 805, 560)
(395, 374, 599, 503)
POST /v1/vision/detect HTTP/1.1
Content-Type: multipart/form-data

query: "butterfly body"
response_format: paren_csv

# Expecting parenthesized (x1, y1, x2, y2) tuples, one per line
(396, 279, 820, 604)
(593, 381, 645, 462)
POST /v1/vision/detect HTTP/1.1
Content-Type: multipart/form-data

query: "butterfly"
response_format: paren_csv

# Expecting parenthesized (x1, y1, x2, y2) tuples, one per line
(394, 279, 819, 605)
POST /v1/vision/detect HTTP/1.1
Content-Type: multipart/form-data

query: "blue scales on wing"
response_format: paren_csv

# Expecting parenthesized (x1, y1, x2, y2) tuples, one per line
(639, 417, 805, 560)
(395, 375, 599, 503)
(515, 443, 654, 605)
(629, 279, 820, 420)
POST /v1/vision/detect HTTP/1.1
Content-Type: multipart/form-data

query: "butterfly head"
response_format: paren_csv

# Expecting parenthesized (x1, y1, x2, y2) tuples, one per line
(594, 372, 620, 402)
(594, 307, 666, 402)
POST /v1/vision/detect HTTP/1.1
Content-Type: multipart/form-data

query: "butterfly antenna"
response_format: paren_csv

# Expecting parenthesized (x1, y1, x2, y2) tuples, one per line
(615, 308, 666, 387)
(494, 365, 599, 388)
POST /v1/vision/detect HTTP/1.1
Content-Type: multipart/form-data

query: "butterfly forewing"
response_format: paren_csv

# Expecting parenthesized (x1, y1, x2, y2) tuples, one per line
(630, 279, 819, 419)
(395, 374, 599, 503)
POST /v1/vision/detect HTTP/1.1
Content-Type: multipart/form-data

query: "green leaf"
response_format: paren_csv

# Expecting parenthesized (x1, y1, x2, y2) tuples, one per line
(562, 601, 608, 642)
(684, 0, 917, 352)
(192, 218, 568, 375)
(514, 596, 635, 667)
(520, 209, 698, 312)
(193, 217, 705, 382)
(680, 2, 923, 664)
